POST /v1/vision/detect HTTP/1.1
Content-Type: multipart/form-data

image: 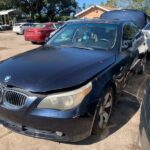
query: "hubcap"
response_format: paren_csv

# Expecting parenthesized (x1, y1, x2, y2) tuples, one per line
(98, 92, 113, 129)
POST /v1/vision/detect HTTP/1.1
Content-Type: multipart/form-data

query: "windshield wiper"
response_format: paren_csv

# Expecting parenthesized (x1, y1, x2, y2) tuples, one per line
(61, 45, 93, 50)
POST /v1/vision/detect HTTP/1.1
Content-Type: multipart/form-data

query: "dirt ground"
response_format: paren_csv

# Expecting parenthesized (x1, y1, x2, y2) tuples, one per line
(0, 31, 149, 150)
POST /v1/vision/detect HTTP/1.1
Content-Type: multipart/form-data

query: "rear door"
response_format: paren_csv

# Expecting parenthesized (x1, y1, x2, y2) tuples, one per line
(114, 23, 140, 91)
(122, 23, 141, 70)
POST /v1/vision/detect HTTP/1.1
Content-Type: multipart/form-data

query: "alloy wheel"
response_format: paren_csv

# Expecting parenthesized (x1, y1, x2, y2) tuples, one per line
(98, 92, 113, 129)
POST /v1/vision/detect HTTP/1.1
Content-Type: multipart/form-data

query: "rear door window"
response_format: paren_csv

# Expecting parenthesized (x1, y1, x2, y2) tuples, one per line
(23, 24, 31, 27)
(123, 23, 134, 40)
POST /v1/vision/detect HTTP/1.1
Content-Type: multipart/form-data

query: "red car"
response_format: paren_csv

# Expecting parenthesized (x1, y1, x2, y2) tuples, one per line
(24, 23, 61, 44)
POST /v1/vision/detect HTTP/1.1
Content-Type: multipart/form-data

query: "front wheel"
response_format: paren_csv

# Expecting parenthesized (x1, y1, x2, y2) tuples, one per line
(92, 87, 114, 134)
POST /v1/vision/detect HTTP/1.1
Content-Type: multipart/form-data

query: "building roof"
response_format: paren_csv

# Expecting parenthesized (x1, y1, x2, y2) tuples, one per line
(0, 9, 19, 16)
(75, 5, 111, 17)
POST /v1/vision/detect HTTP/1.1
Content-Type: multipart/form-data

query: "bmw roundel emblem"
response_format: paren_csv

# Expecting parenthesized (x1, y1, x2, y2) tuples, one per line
(4, 76, 11, 83)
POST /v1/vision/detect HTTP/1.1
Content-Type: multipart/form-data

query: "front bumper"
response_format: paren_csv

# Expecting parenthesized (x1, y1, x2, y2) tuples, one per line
(0, 113, 92, 142)
(0, 92, 94, 142)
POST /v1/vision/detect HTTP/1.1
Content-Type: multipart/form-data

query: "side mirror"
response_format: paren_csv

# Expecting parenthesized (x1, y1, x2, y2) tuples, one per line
(122, 40, 133, 50)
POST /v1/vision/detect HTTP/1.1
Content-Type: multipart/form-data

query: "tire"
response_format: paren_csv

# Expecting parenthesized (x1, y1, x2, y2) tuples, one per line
(92, 87, 114, 134)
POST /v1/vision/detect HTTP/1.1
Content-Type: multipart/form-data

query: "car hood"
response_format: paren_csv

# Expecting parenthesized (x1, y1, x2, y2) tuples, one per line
(0, 46, 116, 92)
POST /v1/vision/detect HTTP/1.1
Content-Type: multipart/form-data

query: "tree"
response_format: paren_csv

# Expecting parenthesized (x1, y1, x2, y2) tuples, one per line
(20, 0, 44, 20)
(105, 0, 117, 7)
(104, 0, 150, 15)
(0, 0, 78, 21)
(100, 1, 105, 6)
(44, 0, 77, 21)
(82, 3, 86, 10)
(0, 0, 44, 19)
(125, 0, 150, 15)
(0, 0, 20, 10)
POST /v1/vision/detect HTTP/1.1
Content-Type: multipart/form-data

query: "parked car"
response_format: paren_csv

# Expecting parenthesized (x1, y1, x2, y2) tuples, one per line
(24, 22, 60, 44)
(0, 19, 147, 142)
(139, 78, 150, 150)
(48, 20, 81, 39)
(13, 23, 34, 35)
(0, 24, 11, 31)
(0, 25, 3, 31)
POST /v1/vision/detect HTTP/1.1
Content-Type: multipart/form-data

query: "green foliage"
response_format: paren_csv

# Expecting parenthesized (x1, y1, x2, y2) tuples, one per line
(105, 0, 117, 7)
(146, 8, 150, 15)
(100, 1, 105, 6)
(0, 0, 77, 22)
(104, 0, 150, 16)
(0, 0, 20, 10)
(44, 0, 77, 21)
(20, 0, 44, 20)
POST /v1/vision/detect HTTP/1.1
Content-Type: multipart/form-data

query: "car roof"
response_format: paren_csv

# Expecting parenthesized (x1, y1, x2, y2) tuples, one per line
(67, 19, 129, 25)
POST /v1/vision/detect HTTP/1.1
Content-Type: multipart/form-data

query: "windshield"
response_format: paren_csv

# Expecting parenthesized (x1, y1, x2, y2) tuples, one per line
(14, 23, 22, 26)
(33, 24, 46, 28)
(55, 23, 63, 29)
(47, 23, 117, 50)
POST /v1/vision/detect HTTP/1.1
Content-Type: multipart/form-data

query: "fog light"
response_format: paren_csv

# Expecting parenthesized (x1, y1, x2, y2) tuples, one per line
(56, 131, 63, 137)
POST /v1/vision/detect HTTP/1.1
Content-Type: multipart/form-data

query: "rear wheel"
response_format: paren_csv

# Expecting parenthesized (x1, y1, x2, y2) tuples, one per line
(92, 87, 114, 134)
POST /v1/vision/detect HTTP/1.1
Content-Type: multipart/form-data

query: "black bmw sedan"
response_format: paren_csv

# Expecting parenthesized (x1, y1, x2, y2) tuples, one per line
(0, 19, 147, 142)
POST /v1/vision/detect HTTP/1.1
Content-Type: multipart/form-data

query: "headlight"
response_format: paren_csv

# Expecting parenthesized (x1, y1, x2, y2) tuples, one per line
(37, 82, 92, 110)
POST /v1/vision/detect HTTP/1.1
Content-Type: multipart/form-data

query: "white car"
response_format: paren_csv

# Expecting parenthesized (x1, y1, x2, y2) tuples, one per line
(13, 23, 33, 35)
(0, 25, 3, 31)
(142, 22, 150, 37)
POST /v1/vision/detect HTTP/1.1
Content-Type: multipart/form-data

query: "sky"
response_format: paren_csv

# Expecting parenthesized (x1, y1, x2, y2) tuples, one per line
(77, 0, 107, 7)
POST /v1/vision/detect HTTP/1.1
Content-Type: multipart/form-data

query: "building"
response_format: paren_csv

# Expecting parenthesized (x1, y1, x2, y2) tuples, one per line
(0, 9, 21, 25)
(75, 5, 116, 19)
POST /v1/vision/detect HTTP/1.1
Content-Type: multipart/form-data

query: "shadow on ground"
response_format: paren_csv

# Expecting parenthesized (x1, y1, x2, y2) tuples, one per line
(74, 72, 149, 145)
(75, 93, 140, 145)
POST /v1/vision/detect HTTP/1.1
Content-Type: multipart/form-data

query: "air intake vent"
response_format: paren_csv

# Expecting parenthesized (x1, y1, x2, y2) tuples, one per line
(4, 90, 27, 107)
